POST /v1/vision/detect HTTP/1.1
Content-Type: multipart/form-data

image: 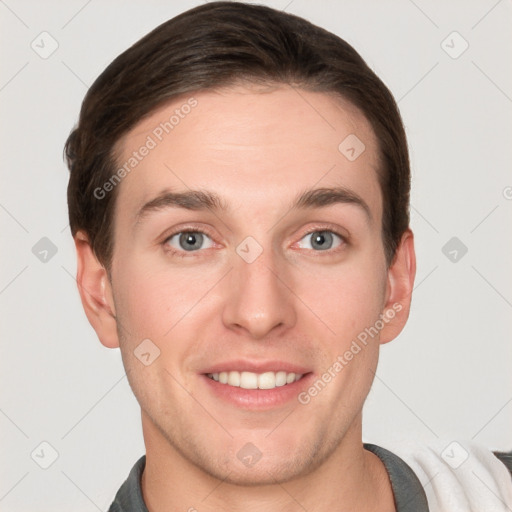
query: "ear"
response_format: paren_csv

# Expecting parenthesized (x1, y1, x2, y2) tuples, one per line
(74, 230, 120, 349)
(379, 229, 416, 344)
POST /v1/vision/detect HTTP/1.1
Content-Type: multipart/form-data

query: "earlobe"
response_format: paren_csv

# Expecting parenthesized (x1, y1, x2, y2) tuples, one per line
(379, 229, 416, 345)
(74, 231, 120, 349)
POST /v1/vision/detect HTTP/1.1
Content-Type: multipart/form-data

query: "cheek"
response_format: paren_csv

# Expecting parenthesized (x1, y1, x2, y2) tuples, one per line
(112, 232, 387, 343)
(112, 256, 216, 340)
(296, 259, 386, 339)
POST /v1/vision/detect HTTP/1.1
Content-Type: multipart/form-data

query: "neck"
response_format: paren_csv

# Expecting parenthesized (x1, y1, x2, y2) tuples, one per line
(140, 411, 396, 512)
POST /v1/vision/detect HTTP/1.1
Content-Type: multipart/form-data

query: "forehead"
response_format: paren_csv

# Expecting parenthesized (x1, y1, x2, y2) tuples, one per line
(112, 84, 382, 224)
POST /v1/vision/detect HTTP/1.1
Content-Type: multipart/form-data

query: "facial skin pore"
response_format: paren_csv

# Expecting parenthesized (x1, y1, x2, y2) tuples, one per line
(74, 84, 416, 512)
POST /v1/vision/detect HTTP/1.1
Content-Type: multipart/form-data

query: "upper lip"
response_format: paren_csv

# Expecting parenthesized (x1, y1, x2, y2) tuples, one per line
(202, 359, 312, 375)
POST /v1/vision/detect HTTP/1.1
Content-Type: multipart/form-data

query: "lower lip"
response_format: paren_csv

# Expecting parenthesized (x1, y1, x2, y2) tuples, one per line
(200, 373, 314, 410)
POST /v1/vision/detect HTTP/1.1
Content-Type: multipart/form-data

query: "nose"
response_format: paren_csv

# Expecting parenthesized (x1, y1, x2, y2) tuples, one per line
(221, 243, 296, 340)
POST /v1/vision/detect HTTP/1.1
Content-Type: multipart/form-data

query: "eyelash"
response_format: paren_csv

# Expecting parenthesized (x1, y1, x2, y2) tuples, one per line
(162, 227, 216, 259)
(162, 226, 347, 258)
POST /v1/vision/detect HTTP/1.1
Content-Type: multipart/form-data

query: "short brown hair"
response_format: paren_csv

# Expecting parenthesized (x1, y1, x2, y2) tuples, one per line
(64, 1, 410, 271)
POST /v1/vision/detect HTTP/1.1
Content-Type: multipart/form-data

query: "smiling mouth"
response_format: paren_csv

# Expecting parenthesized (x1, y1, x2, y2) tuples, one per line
(206, 370, 305, 390)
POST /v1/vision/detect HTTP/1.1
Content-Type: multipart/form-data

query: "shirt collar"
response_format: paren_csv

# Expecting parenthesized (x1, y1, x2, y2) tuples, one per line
(364, 443, 430, 511)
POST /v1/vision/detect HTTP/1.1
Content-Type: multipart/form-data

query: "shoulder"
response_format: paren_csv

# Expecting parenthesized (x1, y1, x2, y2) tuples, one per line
(379, 439, 512, 512)
(107, 455, 147, 512)
(494, 449, 512, 477)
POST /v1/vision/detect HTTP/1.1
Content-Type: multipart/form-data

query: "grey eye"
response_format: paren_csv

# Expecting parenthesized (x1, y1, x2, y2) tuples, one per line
(166, 231, 214, 252)
(298, 231, 342, 251)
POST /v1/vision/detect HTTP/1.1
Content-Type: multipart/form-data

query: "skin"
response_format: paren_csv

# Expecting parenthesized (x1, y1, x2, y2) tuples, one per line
(74, 84, 416, 512)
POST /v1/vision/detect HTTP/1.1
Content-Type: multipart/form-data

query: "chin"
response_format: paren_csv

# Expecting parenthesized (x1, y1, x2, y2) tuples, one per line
(204, 454, 312, 487)
(189, 432, 328, 487)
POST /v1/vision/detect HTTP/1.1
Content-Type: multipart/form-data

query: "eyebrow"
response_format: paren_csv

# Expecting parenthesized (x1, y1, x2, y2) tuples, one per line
(134, 185, 371, 227)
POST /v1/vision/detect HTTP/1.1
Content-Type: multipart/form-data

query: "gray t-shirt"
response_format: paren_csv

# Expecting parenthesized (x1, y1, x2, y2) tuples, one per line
(107, 443, 433, 511)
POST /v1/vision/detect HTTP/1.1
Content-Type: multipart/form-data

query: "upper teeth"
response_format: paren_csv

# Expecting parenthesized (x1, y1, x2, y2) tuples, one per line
(207, 371, 303, 390)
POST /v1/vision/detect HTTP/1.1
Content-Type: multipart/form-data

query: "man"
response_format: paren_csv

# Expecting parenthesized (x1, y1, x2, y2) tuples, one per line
(64, 2, 512, 511)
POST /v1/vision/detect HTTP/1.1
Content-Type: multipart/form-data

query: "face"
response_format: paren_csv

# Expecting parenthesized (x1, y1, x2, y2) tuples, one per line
(96, 85, 408, 484)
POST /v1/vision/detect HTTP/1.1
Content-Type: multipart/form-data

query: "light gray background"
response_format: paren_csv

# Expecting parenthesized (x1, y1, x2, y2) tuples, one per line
(1, 0, 511, 510)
